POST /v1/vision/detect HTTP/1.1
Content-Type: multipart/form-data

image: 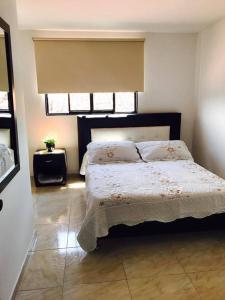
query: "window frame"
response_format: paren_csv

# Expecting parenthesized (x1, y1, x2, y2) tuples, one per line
(45, 92, 138, 116)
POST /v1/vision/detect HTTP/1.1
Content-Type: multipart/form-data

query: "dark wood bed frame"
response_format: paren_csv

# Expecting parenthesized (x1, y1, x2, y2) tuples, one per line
(77, 112, 225, 239)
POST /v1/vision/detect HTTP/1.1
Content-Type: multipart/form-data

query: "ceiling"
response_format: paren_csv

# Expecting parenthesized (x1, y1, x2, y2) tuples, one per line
(16, 0, 225, 32)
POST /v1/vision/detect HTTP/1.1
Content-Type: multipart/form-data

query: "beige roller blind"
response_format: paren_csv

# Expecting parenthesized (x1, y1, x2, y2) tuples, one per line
(0, 36, 9, 92)
(33, 38, 144, 93)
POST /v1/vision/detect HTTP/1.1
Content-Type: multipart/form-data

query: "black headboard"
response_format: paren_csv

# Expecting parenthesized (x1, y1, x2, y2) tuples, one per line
(77, 113, 181, 167)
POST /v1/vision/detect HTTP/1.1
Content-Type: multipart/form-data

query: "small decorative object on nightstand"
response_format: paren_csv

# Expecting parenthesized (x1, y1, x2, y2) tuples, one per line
(43, 137, 56, 153)
(33, 149, 67, 187)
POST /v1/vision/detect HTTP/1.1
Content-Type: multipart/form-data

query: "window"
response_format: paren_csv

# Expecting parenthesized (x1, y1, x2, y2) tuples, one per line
(0, 91, 9, 112)
(115, 92, 135, 113)
(93, 93, 113, 112)
(47, 93, 69, 114)
(70, 93, 90, 112)
(45, 92, 138, 115)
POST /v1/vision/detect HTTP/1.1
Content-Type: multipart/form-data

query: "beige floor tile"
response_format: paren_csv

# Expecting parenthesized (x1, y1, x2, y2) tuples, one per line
(35, 189, 75, 201)
(69, 187, 85, 198)
(124, 254, 184, 279)
(31, 175, 82, 195)
(174, 236, 225, 272)
(63, 280, 131, 300)
(31, 224, 68, 251)
(15, 287, 63, 300)
(189, 270, 225, 300)
(32, 186, 62, 195)
(29, 178, 225, 300)
(17, 250, 66, 291)
(118, 235, 177, 257)
(67, 190, 86, 248)
(35, 197, 70, 224)
(67, 222, 81, 248)
(128, 274, 200, 300)
(64, 247, 125, 284)
(69, 193, 86, 224)
(177, 251, 225, 273)
(66, 179, 86, 190)
(121, 238, 184, 279)
(172, 231, 223, 255)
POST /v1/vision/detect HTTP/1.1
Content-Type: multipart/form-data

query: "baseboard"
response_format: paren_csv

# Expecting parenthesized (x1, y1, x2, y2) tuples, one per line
(10, 229, 37, 300)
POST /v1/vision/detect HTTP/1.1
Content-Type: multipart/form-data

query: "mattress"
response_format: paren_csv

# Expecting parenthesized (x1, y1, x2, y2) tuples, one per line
(0, 144, 15, 180)
(77, 160, 225, 252)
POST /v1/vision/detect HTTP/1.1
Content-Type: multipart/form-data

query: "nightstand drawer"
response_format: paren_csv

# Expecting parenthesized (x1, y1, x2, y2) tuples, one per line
(37, 155, 63, 167)
(42, 158, 54, 164)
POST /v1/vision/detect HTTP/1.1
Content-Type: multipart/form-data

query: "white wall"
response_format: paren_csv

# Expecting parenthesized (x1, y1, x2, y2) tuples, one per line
(139, 33, 196, 149)
(193, 17, 225, 178)
(22, 31, 196, 175)
(0, 1, 34, 299)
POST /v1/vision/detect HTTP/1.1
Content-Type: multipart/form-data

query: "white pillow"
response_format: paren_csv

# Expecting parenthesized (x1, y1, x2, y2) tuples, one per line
(136, 140, 193, 161)
(87, 141, 140, 164)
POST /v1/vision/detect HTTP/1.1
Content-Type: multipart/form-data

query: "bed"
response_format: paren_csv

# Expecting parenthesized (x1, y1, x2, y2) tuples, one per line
(77, 113, 225, 252)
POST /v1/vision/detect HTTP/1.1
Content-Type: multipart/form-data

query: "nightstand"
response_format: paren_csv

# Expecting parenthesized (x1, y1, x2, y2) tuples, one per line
(33, 149, 67, 187)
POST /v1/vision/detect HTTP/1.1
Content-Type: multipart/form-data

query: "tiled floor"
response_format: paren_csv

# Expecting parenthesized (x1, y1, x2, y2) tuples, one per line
(14, 176, 225, 299)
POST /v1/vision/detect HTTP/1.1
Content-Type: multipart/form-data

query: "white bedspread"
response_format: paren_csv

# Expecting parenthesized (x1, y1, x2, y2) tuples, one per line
(0, 144, 15, 180)
(77, 160, 225, 252)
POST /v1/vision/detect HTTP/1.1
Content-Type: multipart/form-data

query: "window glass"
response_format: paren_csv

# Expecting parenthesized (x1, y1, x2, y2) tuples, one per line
(70, 93, 90, 111)
(47, 93, 69, 114)
(46, 92, 136, 115)
(93, 93, 113, 111)
(115, 92, 135, 112)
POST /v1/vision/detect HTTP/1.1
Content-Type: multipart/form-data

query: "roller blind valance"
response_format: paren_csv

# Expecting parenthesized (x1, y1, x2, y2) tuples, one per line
(33, 38, 144, 93)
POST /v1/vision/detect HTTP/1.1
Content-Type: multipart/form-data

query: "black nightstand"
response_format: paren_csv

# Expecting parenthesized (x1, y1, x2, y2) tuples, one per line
(33, 149, 67, 187)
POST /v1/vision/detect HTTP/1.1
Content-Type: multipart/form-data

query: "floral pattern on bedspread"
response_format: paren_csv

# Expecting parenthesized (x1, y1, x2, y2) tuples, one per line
(78, 160, 225, 252)
(88, 161, 225, 206)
